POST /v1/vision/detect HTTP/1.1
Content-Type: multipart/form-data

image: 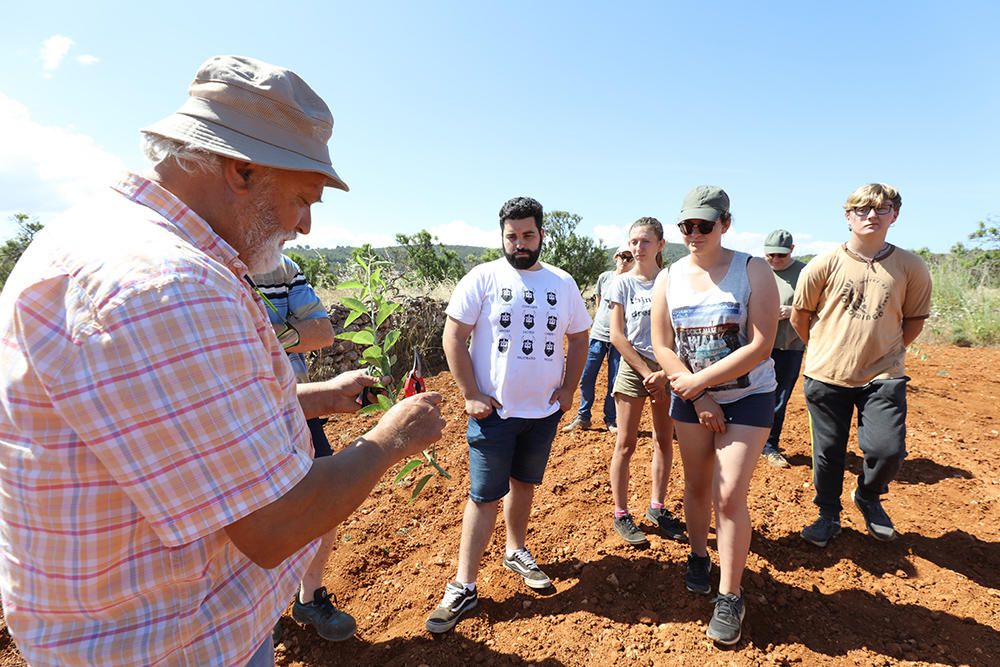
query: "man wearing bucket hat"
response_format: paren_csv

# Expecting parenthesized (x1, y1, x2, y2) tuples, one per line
(0, 55, 444, 666)
(562, 243, 633, 434)
(761, 230, 806, 469)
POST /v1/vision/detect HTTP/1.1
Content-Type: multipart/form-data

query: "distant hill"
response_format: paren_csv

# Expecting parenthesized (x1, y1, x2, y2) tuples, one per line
(288, 242, 691, 272)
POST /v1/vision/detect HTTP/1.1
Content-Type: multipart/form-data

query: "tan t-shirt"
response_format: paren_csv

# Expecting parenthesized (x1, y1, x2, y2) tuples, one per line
(793, 244, 932, 387)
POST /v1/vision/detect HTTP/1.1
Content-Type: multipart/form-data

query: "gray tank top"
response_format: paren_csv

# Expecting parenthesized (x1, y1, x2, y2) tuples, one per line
(666, 251, 776, 403)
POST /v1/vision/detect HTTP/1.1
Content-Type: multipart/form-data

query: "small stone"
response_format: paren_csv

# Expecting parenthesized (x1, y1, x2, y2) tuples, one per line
(606, 573, 620, 587)
(895, 569, 908, 578)
(637, 610, 658, 625)
(522, 600, 533, 609)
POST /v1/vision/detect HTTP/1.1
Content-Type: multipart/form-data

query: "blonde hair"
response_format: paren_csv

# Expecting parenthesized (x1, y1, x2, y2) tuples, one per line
(843, 183, 902, 212)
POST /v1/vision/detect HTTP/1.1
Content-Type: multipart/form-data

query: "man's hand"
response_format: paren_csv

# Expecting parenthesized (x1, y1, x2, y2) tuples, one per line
(324, 369, 392, 414)
(693, 394, 726, 433)
(369, 392, 446, 456)
(778, 305, 793, 321)
(668, 371, 706, 401)
(465, 392, 502, 419)
(549, 385, 575, 412)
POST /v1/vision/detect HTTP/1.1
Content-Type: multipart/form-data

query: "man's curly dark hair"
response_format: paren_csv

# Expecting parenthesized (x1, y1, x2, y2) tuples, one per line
(498, 196, 543, 230)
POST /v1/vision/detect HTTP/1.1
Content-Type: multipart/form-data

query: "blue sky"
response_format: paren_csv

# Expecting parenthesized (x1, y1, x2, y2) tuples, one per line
(1, 1, 997, 256)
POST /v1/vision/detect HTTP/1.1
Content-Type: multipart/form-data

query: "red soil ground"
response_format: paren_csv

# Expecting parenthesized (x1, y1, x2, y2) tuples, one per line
(2, 345, 997, 666)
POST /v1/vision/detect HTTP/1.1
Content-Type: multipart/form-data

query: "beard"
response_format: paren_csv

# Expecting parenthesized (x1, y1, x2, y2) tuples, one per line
(239, 184, 296, 274)
(503, 244, 542, 270)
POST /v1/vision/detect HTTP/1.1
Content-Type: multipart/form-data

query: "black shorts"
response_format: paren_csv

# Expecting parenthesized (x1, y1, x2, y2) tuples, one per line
(670, 391, 775, 428)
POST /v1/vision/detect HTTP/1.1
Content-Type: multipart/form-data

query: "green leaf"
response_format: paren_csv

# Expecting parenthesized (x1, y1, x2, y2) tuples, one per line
(335, 279, 364, 290)
(362, 346, 385, 363)
(425, 452, 452, 479)
(383, 329, 401, 351)
(353, 330, 376, 346)
(410, 473, 433, 501)
(357, 403, 383, 416)
(341, 297, 366, 313)
(376, 393, 394, 411)
(344, 309, 363, 328)
(376, 301, 401, 328)
(393, 459, 424, 484)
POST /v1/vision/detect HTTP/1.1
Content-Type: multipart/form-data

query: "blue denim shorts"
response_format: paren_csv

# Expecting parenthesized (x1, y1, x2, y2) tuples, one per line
(670, 391, 776, 428)
(466, 409, 564, 503)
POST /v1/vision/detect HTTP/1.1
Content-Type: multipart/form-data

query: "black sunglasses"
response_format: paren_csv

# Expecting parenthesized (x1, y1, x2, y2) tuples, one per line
(678, 220, 717, 235)
(616, 252, 634, 261)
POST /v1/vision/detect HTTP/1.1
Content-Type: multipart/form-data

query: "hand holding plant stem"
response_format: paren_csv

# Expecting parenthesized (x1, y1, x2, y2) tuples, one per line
(335, 249, 449, 499)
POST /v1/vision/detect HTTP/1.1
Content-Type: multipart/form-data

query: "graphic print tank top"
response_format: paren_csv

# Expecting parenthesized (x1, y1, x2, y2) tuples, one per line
(666, 251, 776, 403)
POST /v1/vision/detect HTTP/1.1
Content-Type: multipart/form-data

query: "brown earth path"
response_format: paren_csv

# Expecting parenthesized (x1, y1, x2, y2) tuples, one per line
(2, 345, 998, 666)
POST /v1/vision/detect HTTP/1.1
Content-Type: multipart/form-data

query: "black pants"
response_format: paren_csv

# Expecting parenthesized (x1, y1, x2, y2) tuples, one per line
(765, 348, 804, 454)
(804, 376, 908, 517)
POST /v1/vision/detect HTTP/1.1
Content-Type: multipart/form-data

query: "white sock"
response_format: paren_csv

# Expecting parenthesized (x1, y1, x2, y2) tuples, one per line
(461, 581, 476, 592)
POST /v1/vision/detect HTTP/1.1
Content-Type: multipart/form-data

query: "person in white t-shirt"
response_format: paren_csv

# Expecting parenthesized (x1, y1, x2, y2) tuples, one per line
(426, 197, 591, 634)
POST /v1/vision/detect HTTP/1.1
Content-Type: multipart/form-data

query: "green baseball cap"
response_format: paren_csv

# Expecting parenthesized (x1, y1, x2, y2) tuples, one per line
(764, 229, 794, 254)
(679, 185, 730, 222)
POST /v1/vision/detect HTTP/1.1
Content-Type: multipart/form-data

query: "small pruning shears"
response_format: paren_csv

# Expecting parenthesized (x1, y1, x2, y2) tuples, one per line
(403, 350, 426, 397)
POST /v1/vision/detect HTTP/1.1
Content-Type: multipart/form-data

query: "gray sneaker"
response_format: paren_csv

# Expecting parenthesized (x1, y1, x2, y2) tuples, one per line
(800, 515, 842, 547)
(763, 450, 790, 468)
(706, 592, 745, 645)
(291, 587, 357, 642)
(502, 548, 552, 589)
(645, 507, 687, 542)
(853, 487, 897, 541)
(606, 422, 618, 433)
(561, 416, 591, 433)
(425, 581, 478, 634)
(613, 514, 649, 546)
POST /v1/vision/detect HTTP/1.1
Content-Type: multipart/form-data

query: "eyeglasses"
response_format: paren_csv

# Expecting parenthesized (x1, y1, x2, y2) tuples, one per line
(678, 220, 717, 235)
(247, 277, 302, 351)
(850, 205, 893, 217)
(615, 253, 634, 262)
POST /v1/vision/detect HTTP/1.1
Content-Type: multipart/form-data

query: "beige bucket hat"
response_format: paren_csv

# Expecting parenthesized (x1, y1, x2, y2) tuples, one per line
(143, 55, 348, 191)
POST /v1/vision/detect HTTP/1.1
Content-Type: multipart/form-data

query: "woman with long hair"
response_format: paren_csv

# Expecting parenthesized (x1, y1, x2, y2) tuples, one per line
(651, 186, 778, 646)
(607, 217, 685, 547)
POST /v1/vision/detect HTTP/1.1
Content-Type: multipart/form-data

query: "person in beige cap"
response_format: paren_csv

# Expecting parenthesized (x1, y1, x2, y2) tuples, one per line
(0, 55, 445, 667)
(562, 243, 633, 433)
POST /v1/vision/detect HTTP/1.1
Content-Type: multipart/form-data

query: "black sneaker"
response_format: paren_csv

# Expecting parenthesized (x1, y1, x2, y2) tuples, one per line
(853, 487, 897, 541)
(425, 581, 478, 634)
(800, 515, 842, 547)
(502, 548, 552, 589)
(684, 553, 712, 594)
(707, 592, 745, 645)
(613, 514, 649, 546)
(291, 587, 357, 642)
(645, 507, 687, 542)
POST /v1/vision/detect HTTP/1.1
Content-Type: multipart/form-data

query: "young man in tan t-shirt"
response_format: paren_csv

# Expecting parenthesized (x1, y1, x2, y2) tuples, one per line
(791, 183, 932, 547)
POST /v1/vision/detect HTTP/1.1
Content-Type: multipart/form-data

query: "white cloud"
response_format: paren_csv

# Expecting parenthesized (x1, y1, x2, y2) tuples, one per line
(0, 94, 125, 223)
(77, 54, 100, 66)
(40, 35, 74, 78)
(428, 220, 497, 248)
(592, 224, 627, 248)
(296, 222, 394, 249)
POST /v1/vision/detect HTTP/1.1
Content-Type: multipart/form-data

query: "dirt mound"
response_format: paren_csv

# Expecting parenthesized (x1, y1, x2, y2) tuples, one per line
(2, 345, 997, 666)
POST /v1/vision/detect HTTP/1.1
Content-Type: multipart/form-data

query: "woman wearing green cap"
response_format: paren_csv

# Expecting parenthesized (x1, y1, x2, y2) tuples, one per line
(650, 185, 778, 646)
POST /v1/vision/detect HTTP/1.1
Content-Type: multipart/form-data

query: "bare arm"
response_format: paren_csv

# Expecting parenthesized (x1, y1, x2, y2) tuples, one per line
(443, 315, 500, 418)
(669, 258, 779, 398)
(551, 330, 588, 410)
(610, 303, 655, 378)
(902, 317, 926, 347)
(224, 392, 445, 568)
(280, 316, 334, 353)
(650, 272, 689, 376)
(296, 369, 388, 419)
(790, 308, 813, 346)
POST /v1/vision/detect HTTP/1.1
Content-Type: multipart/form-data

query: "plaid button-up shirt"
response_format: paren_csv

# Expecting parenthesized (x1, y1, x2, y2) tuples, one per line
(0, 174, 318, 666)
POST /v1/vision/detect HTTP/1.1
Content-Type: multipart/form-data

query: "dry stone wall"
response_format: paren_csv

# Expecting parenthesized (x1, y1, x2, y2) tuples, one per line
(308, 296, 448, 382)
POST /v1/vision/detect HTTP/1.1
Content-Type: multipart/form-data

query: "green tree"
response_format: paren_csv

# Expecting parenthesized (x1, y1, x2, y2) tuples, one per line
(0, 214, 44, 291)
(475, 247, 502, 264)
(540, 210, 609, 290)
(395, 229, 465, 284)
(285, 248, 337, 288)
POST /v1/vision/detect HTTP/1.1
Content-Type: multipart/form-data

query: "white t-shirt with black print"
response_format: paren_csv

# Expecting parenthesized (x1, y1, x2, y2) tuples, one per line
(446, 258, 592, 419)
